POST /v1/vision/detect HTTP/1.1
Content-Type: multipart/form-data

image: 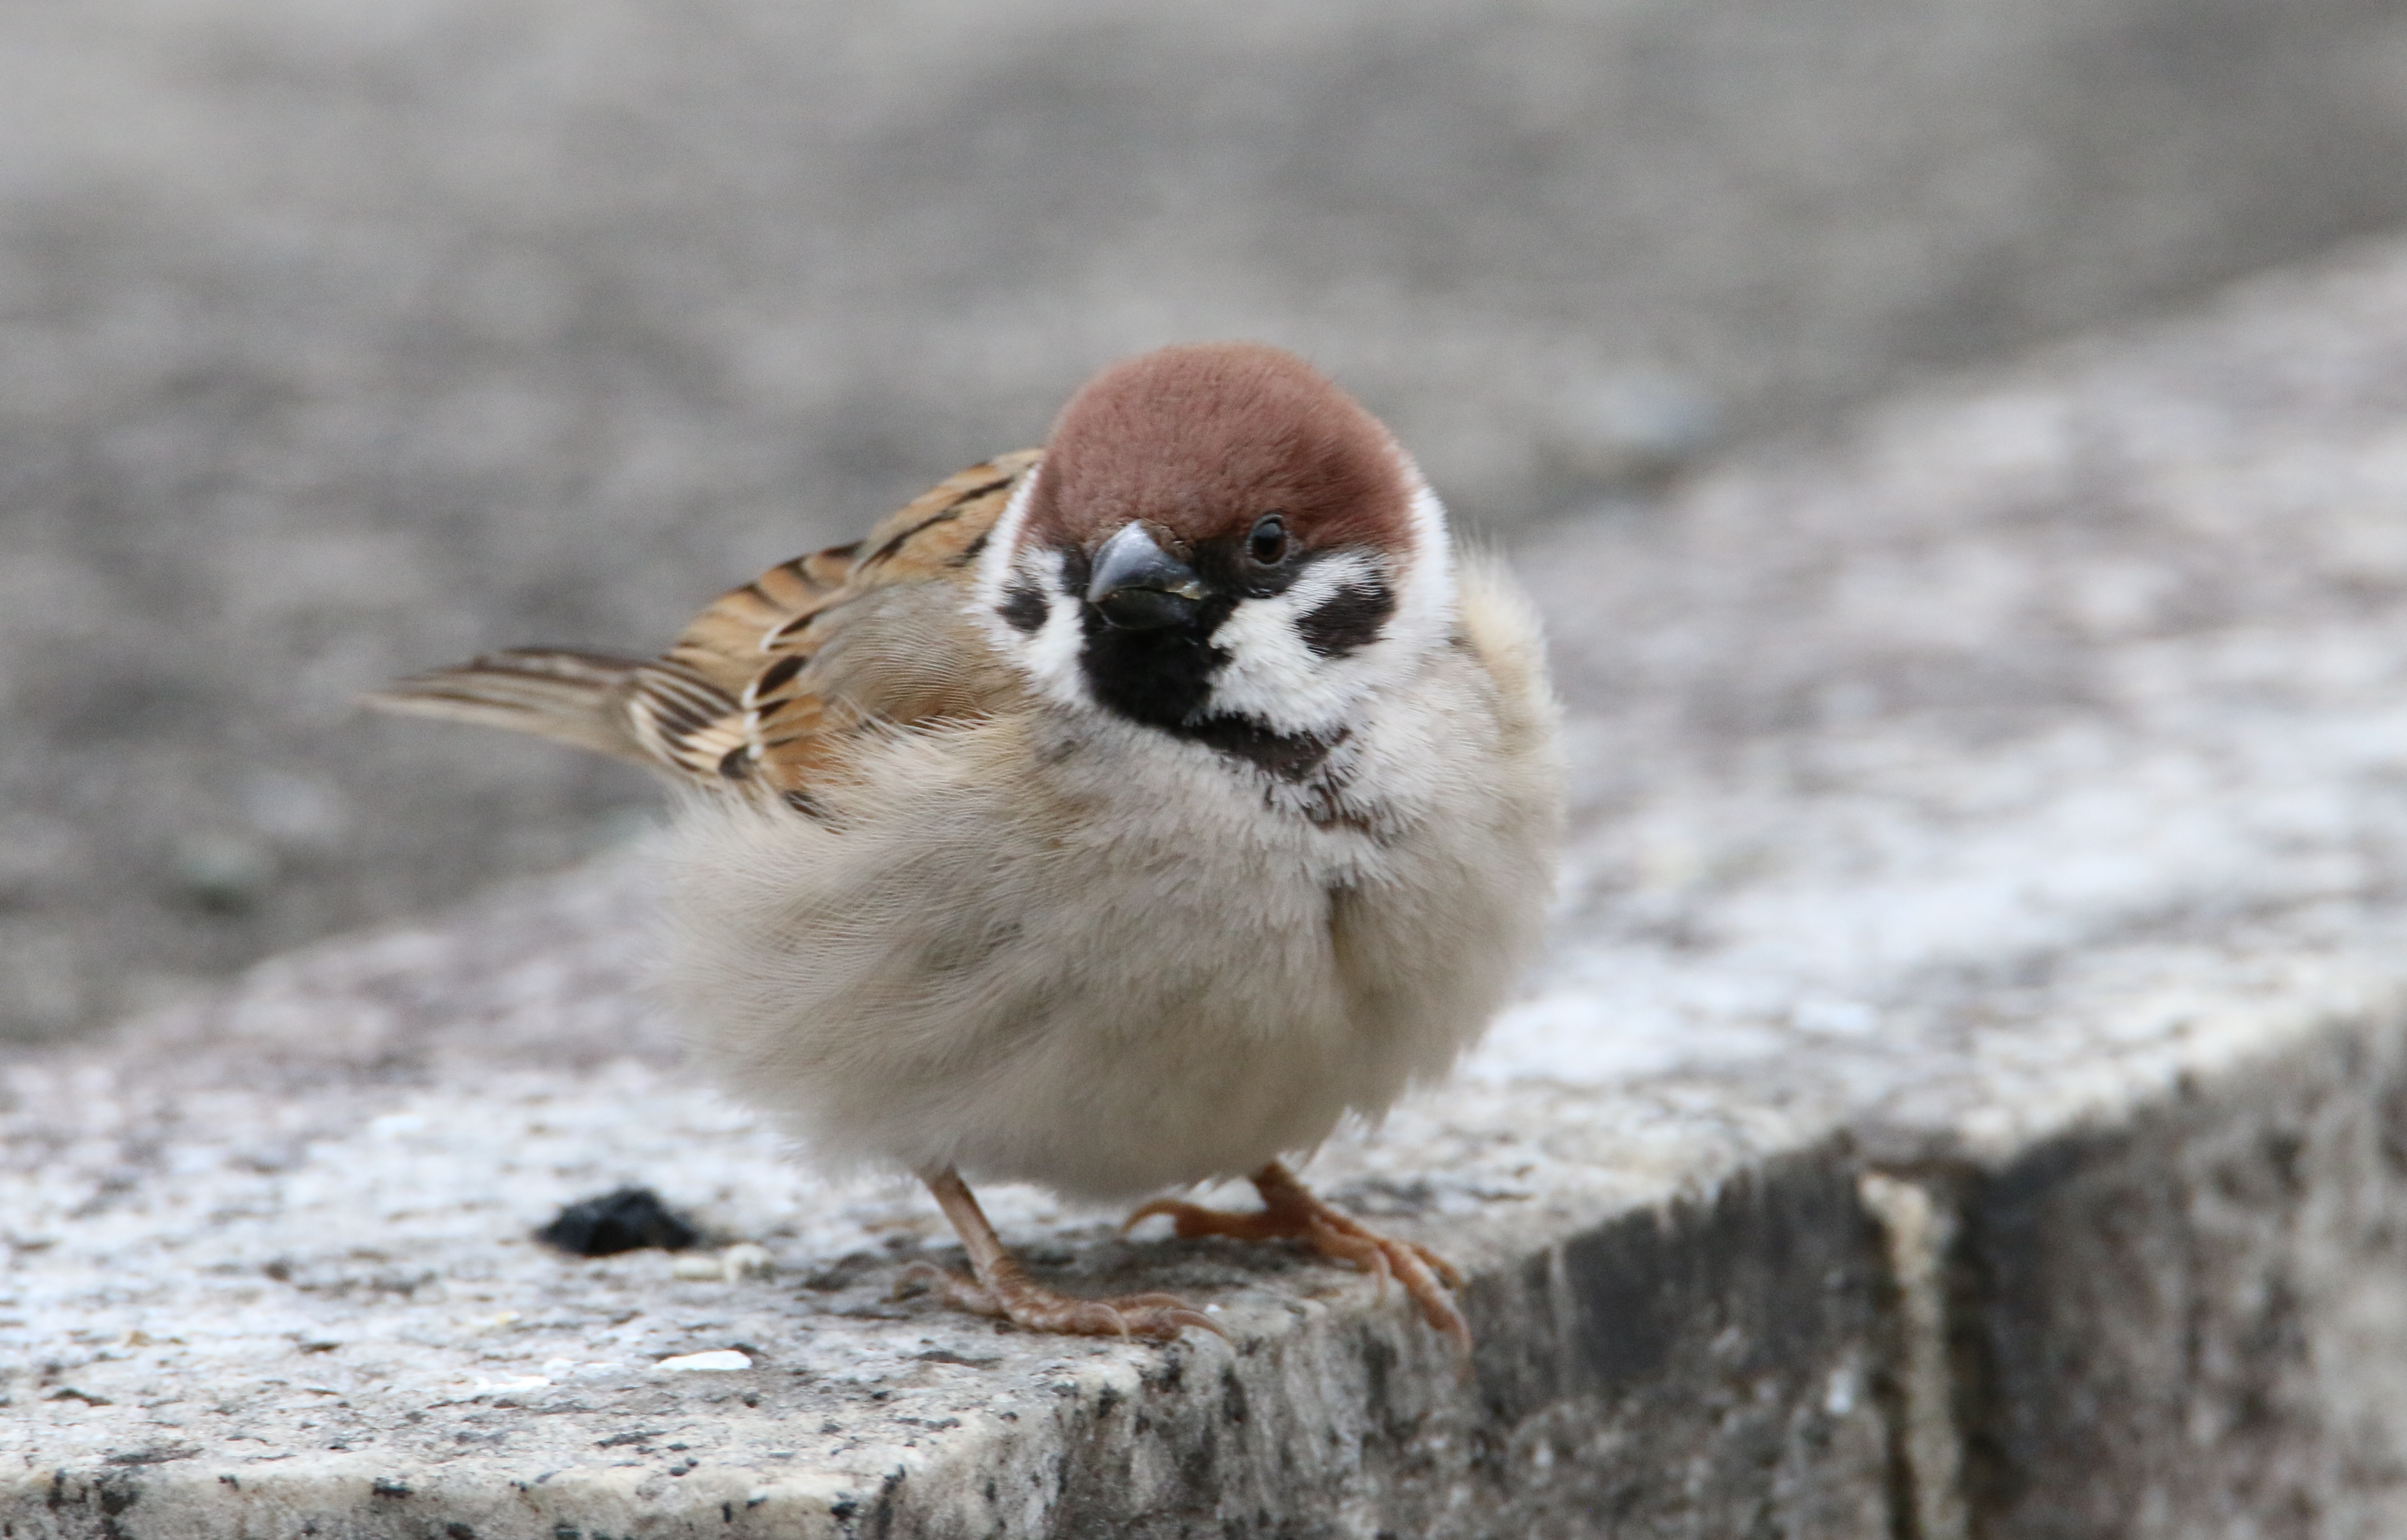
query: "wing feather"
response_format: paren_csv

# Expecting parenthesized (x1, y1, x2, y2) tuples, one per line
(370, 450, 1042, 806)
(662, 449, 1038, 795)
(365, 648, 657, 764)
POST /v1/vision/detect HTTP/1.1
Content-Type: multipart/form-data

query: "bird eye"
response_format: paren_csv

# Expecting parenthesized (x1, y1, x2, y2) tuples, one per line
(1246, 514, 1290, 567)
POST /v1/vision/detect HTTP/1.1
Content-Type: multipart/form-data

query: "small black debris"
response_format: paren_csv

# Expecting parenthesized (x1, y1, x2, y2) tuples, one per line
(537, 1188, 699, 1257)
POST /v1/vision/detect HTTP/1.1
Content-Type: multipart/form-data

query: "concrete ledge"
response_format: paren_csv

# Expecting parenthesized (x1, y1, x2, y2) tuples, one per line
(16, 237, 2407, 1534)
(1956, 999, 2407, 1534)
(0, 870, 1899, 1537)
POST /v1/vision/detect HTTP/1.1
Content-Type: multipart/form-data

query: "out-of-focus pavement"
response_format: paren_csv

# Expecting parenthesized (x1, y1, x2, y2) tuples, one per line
(9, 0, 2407, 1040)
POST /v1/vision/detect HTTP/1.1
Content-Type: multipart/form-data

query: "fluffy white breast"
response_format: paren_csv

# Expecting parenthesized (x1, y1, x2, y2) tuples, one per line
(659, 557, 1563, 1202)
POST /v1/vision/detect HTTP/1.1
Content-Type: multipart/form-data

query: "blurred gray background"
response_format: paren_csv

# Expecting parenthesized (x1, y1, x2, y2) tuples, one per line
(7, 0, 2407, 1042)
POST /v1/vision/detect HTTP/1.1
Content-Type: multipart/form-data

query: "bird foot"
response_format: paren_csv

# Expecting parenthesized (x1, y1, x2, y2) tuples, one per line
(897, 1258, 1224, 1342)
(1125, 1162, 1470, 1358)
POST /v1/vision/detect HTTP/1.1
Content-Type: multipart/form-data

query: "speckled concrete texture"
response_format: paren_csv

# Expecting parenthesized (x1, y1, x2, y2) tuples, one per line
(1952, 1015, 2407, 1538)
(0, 862, 1900, 1538)
(16, 234, 2407, 1535)
(12, 0, 2407, 1042)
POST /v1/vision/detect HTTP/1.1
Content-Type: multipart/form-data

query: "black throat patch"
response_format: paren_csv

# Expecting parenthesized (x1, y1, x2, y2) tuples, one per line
(1064, 537, 1355, 782)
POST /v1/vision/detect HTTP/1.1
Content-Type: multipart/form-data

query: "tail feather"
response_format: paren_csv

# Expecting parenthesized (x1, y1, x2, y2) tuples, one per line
(364, 648, 652, 764)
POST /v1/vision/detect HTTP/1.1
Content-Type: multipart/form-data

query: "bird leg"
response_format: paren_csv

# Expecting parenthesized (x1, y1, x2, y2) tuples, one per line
(1125, 1161, 1470, 1357)
(898, 1166, 1224, 1342)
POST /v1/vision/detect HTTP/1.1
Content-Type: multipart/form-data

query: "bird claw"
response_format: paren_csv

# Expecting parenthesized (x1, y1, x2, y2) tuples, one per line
(897, 1259, 1226, 1343)
(1125, 1169, 1472, 1360)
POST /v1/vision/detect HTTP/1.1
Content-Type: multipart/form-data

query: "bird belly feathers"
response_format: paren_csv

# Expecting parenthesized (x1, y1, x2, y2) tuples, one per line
(658, 563, 1562, 1202)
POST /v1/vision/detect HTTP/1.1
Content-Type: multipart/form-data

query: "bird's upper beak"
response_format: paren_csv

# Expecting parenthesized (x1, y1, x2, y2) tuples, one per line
(1086, 523, 1206, 630)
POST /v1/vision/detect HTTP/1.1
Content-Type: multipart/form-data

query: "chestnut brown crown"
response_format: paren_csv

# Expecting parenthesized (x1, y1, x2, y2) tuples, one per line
(1023, 343, 1415, 561)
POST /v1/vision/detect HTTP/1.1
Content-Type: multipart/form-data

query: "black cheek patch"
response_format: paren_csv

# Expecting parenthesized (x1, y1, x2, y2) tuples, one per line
(998, 582, 1048, 634)
(1295, 579, 1395, 658)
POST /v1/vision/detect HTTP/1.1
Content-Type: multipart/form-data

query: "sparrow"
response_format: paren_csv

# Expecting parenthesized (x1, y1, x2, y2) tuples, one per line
(369, 343, 1564, 1352)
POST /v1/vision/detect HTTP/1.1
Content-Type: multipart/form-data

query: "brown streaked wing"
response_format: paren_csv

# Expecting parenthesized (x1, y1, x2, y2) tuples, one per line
(666, 449, 1039, 686)
(620, 661, 750, 783)
(659, 449, 1042, 797)
(759, 448, 1041, 647)
(664, 541, 861, 698)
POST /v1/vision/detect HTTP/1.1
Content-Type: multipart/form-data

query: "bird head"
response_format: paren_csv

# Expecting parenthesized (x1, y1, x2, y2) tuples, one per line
(975, 343, 1455, 769)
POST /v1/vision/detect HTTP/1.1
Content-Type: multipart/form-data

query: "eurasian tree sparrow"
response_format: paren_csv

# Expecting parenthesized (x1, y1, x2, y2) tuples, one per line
(370, 343, 1563, 1351)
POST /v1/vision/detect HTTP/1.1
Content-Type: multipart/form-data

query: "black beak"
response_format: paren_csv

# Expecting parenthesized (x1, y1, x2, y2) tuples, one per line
(1086, 524, 1206, 630)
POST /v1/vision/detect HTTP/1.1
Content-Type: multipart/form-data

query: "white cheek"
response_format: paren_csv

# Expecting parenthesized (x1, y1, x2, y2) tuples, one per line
(970, 468, 1043, 614)
(976, 546, 1091, 712)
(1391, 480, 1457, 655)
(969, 471, 1092, 711)
(1205, 554, 1387, 734)
(1023, 572, 1091, 711)
(1211, 479, 1459, 737)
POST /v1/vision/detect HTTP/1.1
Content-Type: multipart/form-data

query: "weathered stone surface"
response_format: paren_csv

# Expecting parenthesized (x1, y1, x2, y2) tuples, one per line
(13, 0, 2407, 1042)
(1497, 233, 2407, 1537)
(15, 237, 2407, 1534)
(1955, 1003, 2407, 1538)
(0, 861, 1897, 1537)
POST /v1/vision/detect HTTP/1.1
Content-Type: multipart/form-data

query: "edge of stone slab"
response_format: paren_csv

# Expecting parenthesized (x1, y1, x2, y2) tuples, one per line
(6, 1141, 1894, 1539)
